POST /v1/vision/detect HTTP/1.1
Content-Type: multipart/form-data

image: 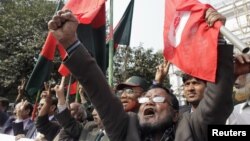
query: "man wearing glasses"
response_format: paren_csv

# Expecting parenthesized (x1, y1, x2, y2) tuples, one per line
(116, 76, 148, 113)
(48, 9, 246, 141)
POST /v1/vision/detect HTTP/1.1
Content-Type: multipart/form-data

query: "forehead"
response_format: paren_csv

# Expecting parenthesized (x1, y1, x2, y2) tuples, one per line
(39, 98, 46, 104)
(145, 88, 167, 97)
(123, 86, 143, 91)
(15, 102, 22, 108)
(185, 78, 203, 83)
(70, 103, 79, 109)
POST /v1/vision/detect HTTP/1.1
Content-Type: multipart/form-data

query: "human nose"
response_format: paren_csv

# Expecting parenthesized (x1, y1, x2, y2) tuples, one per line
(120, 92, 128, 98)
(186, 84, 195, 91)
(144, 98, 155, 105)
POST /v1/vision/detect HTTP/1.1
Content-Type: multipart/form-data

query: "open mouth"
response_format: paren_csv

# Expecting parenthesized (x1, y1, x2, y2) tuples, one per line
(121, 99, 128, 104)
(188, 93, 196, 97)
(143, 108, 155, 117)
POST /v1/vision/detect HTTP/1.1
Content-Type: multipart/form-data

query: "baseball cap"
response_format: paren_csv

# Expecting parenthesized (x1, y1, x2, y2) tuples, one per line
(116, 76, 148, 91)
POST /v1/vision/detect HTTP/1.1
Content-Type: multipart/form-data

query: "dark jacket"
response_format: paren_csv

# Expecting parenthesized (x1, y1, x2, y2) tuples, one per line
(36, 114, 61, 141)
(1, 116, 36, 138)
(64, 42, 234, 141)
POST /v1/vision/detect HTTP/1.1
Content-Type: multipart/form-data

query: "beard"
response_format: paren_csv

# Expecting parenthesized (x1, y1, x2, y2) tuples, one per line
(139, 114, 174, 134)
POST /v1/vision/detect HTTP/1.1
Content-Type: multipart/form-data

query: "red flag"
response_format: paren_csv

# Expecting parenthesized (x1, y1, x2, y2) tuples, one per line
(163, 0, 222, 82)
(25, 32, 58, 99)
(65, 81, 78, 95)
(58, 0, 106, 76)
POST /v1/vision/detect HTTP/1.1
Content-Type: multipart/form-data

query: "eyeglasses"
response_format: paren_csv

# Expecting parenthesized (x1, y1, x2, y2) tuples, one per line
(138, 96, 167, 104)
(116, 88, 143, 96)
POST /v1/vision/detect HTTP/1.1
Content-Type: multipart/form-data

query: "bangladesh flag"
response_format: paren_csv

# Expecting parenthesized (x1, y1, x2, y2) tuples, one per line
(113, 0, 134, 48)
(25, 32, 57, 99)
(58, 0, 107, 76)
(26, 0, 106, 98)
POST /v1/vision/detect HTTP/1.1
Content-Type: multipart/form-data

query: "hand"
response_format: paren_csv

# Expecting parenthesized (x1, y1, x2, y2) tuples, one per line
(52, 77, 66, 105)
(48, 10, 78, 48)
(15, 99, 29, 120)
(17, 79, 26, 95)
(205, 8, 226, 27)
(38, 85, 53, 116)
(40, 82, 50, 99)
(44, 84, 52, 106)
(234, 54, 250, 78)
(15, 134, 25, 141)
(154, 60, 170, 84)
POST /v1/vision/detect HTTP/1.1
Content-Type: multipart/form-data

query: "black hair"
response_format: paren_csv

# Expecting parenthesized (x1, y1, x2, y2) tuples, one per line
(182, 73, 206, 84)
(0, 97, 9, 112)
(25, 102, 34, 116)
(148, 84, 179, 111)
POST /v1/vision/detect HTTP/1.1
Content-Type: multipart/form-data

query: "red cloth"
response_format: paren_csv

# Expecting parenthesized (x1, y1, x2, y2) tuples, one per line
(65, 81, 77, 95)
(40, 32, 57, 61)
(58, 0, 106, 76)
(163, 0, 222, 82)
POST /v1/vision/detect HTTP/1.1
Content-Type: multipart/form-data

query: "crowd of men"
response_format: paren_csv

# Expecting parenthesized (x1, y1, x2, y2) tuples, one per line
(0, 7, 250, 141)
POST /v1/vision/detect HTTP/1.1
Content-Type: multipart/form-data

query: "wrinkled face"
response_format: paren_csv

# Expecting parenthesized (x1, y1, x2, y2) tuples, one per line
(138, 88, 175, 130)
(70, 103, 81, 120)
(234, 74, 250, 100)
(118, 86, 144, 112)
(92, 109, 103, 128)
(235, 74, 247, 89)
(183, 78, 206, 105)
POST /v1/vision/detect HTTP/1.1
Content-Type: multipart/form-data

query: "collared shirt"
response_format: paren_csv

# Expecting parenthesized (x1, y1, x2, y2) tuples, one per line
(227, 100, 250, 125)
(8, 118, 32, 135)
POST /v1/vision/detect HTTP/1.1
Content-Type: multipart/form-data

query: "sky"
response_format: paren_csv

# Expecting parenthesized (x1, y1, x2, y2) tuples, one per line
(108, 0, 165, 51)
(108, 0, 232, 52)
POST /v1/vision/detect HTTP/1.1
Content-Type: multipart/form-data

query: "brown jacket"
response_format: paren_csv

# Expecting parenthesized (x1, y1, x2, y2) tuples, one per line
(64, 43, 234, 141)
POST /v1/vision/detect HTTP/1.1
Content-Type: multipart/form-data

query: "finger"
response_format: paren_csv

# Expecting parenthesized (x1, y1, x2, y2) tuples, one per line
(163, 59, 168, 65)
(159, 64, 164, 70)
(21, 79, 26, 86)
(206, 12, 218, 26)
(47, 84, 52, 97)
(235, 54, 245, 64)
(242, 54, 250, 63)
(44, 82, 49, 91)
(52, 15, 63, 27)
(52, 85, 59, 91)
(56, 10, 64, 16)
(48, 20, 59, 30)
(60, 11, 78, 23)
(205, 8, 214, 20)
(23, 100, 28, 106)
(60, 77, 66, 86)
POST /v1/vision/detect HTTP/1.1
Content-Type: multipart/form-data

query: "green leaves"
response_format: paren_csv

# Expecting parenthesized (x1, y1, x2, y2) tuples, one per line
(0, 0, 56, 97)
(113, 46, 169, 87)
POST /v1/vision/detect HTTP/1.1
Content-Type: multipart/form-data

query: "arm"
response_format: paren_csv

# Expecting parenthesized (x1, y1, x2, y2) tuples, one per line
(15, 79, 26, 104)
(53, 77, 83, 139)
(194, 8, 233, 123)
(36, 114, 61, 141)
(55, 108, 83, 139)
(36, 87, 61, 141)
(154, 60, 170, 84)
(176, 8, 234, 141)
(48, 10, 129, 140)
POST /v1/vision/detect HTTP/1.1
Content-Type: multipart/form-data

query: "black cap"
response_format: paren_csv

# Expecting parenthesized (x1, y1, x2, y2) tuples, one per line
(116, 76, 148, 91)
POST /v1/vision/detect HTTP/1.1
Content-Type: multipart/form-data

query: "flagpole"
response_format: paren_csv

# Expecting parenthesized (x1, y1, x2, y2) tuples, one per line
(66, 75, 72, 106)
(75, 81, 80, 102)
(220, 26, 250, 53)
(31, 90, 40, 121)
(55, 0, 63, 14)
(108, 0, 114, 87)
